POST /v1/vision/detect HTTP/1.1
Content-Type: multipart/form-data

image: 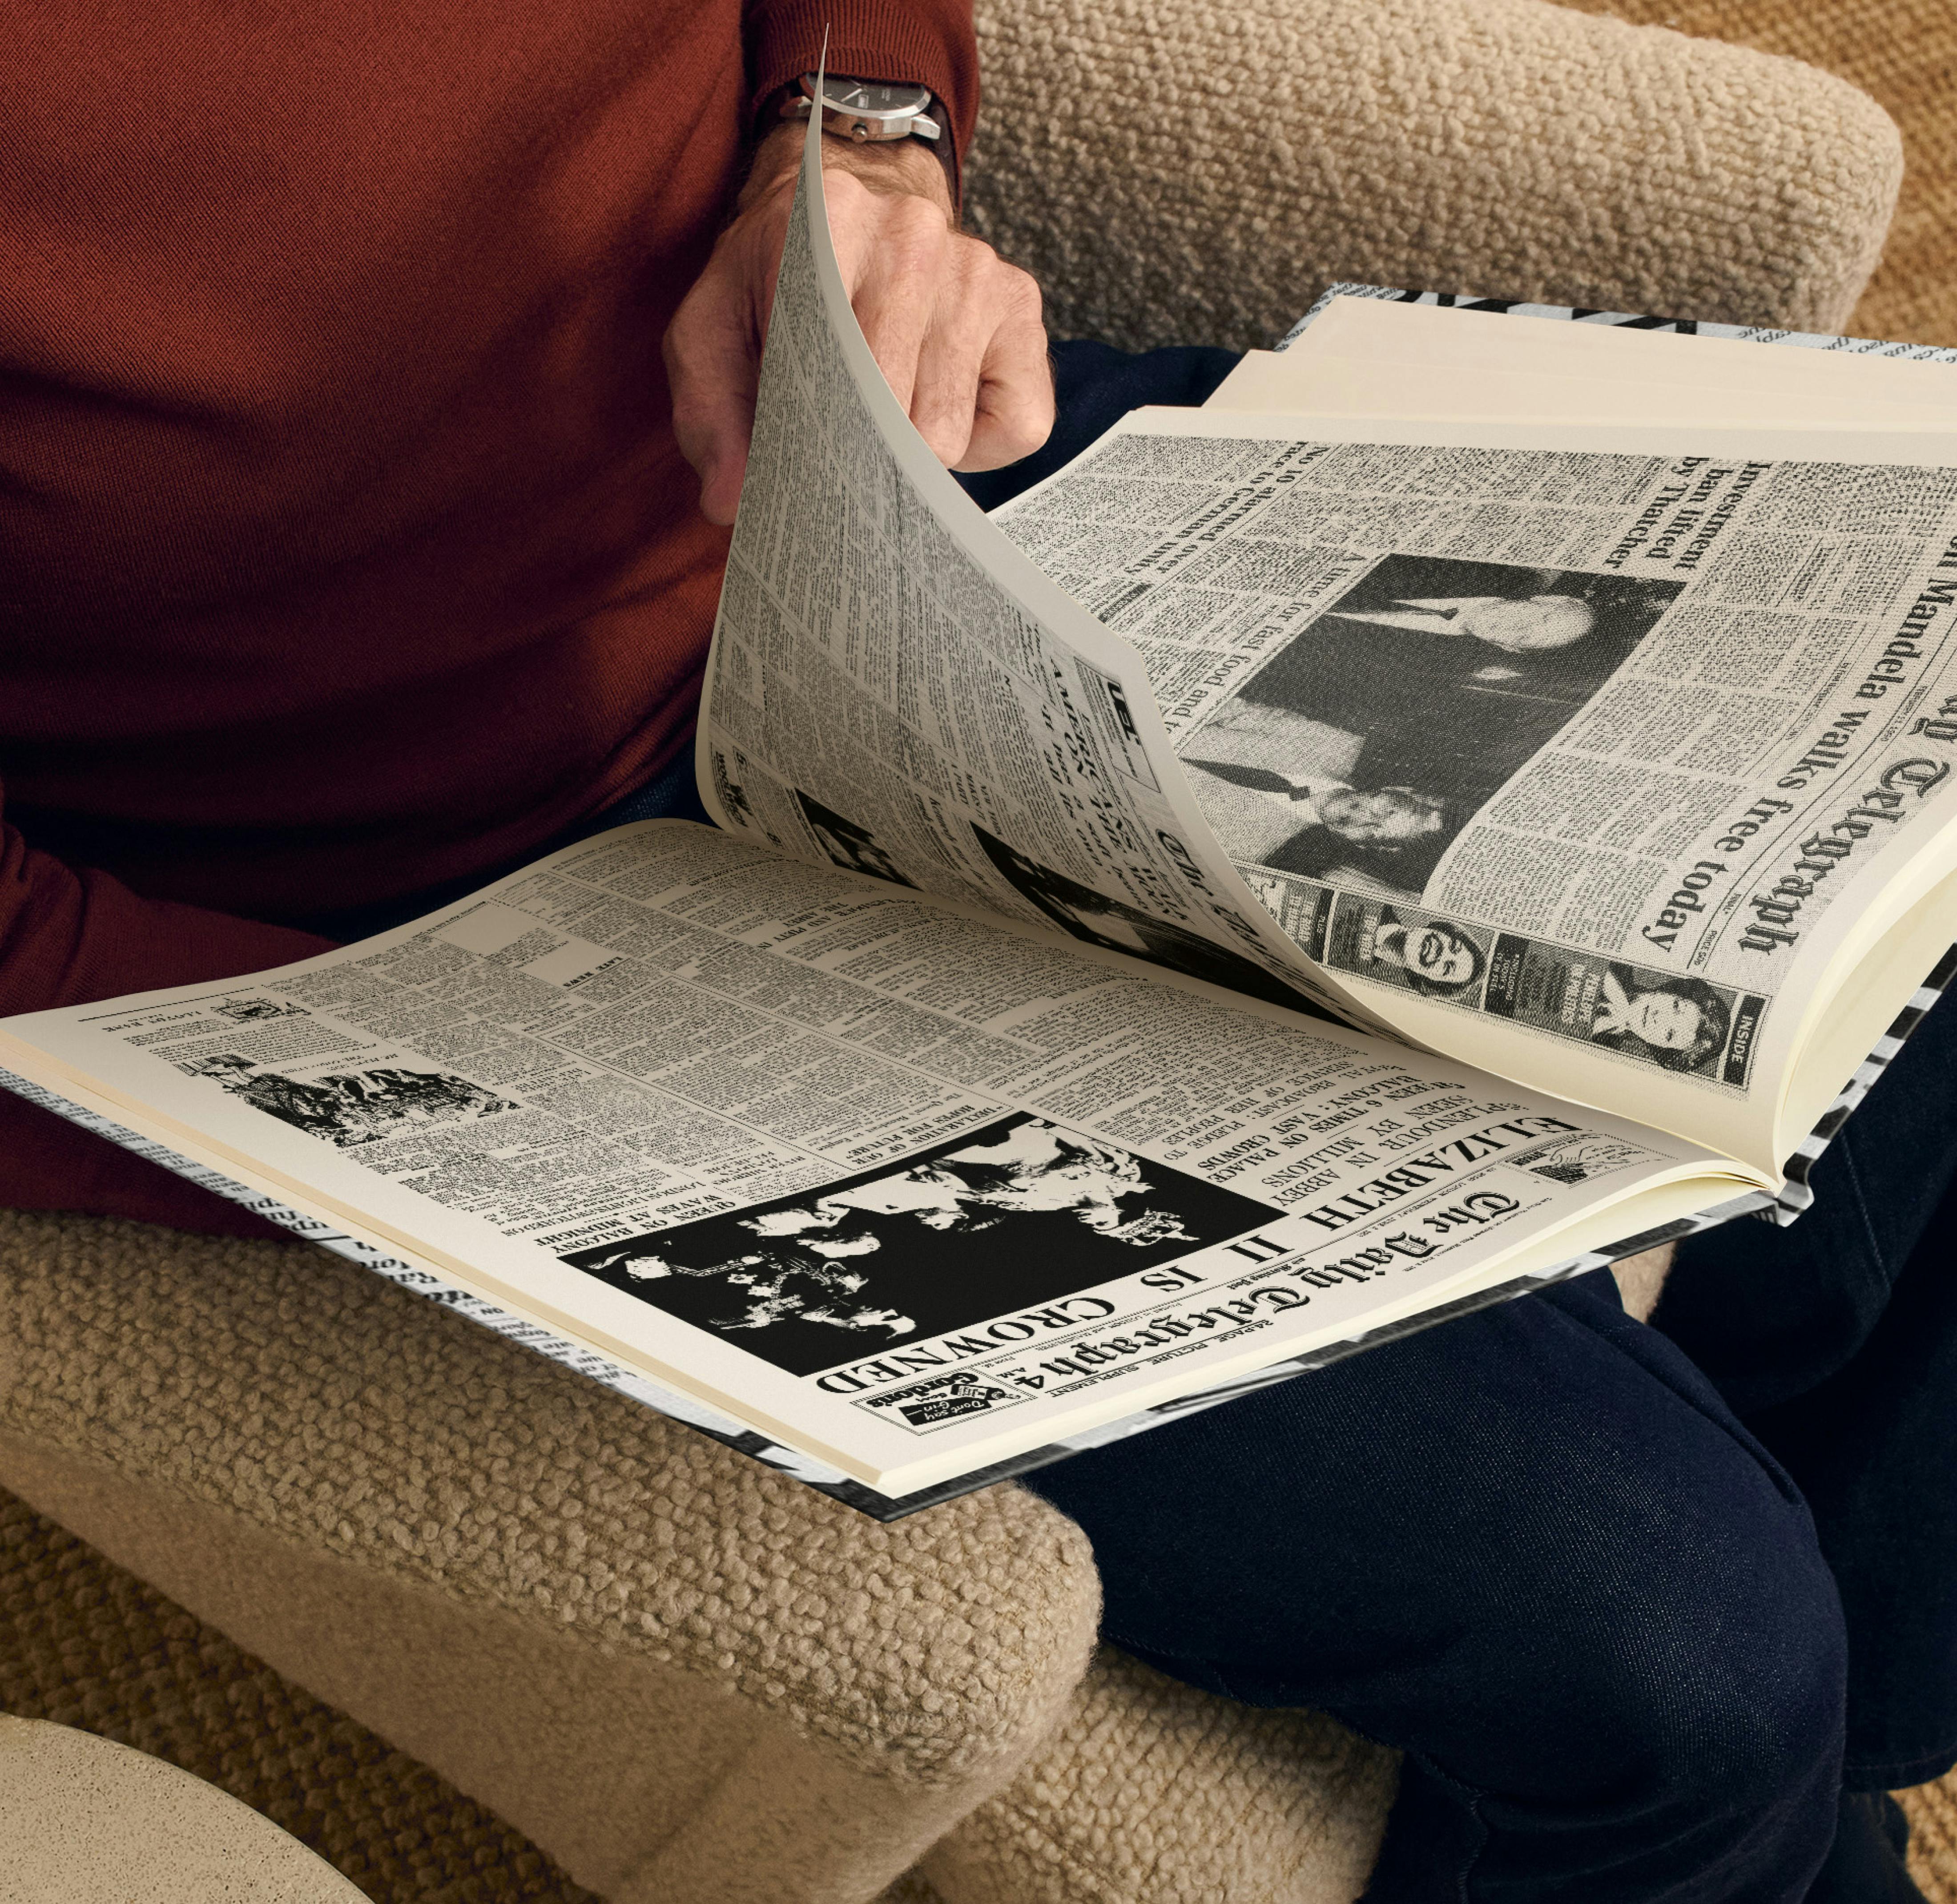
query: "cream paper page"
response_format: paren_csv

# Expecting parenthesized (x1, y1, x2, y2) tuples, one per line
(0, 822, 1742, 1495)
(690, 93, 1384, 1034)
(1273, 297, 1957, 409)
(991, 407, 1957, 1173)
(1207, 352, 1957, 431)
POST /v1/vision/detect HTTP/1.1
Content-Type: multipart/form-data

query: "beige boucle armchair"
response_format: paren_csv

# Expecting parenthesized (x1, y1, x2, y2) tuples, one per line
(0, 4, 1901, 1900)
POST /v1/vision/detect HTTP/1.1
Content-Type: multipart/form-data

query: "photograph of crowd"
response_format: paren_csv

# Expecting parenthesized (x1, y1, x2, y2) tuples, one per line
(209, 996, 308, 1024)
(797, 791, 915, 887)
(178, 1054, 515, 1146)
(970, 826, 1329, 1016)
(1510, 1134, 1656, 1186)
(561, 1112, 1282, 1377)
(1181, 555, 1683, 900)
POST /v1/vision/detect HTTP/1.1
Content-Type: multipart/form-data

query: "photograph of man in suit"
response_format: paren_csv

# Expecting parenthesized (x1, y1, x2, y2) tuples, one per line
(1231, 554, 1681, 811)
(969, 827, 1328, 1016)
(1179, 554, 1682, 900)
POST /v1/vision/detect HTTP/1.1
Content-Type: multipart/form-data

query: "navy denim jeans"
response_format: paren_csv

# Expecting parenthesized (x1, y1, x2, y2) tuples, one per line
(962, 342, 1957, 1901)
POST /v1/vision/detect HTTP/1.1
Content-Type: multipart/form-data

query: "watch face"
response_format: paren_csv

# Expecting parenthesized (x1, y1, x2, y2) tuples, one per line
(813, 74, 930, 117)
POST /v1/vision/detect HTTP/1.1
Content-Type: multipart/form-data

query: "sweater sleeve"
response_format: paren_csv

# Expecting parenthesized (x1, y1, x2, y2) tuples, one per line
(744, 0, 979, 190)
(1, 784, 336, 1236)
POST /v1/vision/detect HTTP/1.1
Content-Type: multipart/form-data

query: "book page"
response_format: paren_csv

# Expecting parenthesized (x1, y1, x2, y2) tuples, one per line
(0, 822, 1744, 1497)
(1274, 286, 1957, 367)
(1288, 296, 1957, 401)
(1212, 293, 1957, 428)
(993, 408, 1957, 1171)
(1208, 352, 1957, 431)
(692, 103, 1379, 1032)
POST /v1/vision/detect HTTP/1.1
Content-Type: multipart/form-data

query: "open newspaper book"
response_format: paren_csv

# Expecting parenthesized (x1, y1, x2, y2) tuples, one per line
(6, 111, 1957, 1519)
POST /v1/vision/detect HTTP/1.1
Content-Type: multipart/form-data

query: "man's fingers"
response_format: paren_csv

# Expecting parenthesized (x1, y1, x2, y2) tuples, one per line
(843, 190, 951, 414)
(906, 254, 992, 467)
(954, 270, 1053, 472)
(663, 154, 1051, 527)
(662, 254, 767, 526)
(880, 237, 1051, 472)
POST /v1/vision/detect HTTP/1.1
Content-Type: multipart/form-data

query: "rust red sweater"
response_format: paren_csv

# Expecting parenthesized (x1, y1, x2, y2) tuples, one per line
(1, 0, 977, 1234)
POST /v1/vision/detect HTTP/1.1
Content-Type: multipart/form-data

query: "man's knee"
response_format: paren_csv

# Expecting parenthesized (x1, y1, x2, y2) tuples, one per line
(1518, 1483, 1847, 1817)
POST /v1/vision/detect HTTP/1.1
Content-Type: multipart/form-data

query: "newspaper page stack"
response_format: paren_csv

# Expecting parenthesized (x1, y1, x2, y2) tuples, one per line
(6, 114, 1957, 1518)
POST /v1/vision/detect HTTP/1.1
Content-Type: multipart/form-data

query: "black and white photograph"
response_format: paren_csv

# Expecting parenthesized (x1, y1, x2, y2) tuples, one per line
(1582, 966, 1737, 1075)
(710, 744, 761, 831)
(1508, 1134, 1657, 1186)
(1479, 938, 1759, 1082)
(796, 791, 915, 886)
(1181, 555, 1683, 899)
(208, 996, 309, 1023)
(1323, 896, 1496, 1003)
(971, 826, 1329, 1015)
(179, 1054, 515, 1147)
(560, 1112, 1284, 1378)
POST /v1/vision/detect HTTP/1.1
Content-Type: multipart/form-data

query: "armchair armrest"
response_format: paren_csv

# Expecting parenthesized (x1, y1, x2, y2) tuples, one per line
(967, 0, 1903, 350)
(0, 1211, 1100, 1904)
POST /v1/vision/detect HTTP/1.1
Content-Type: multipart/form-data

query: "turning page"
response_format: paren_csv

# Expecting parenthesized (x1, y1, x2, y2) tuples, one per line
(693, 101, 1376, 1030)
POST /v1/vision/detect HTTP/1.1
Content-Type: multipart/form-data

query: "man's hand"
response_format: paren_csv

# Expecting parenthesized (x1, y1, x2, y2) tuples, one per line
(664, 122, 1053, 525)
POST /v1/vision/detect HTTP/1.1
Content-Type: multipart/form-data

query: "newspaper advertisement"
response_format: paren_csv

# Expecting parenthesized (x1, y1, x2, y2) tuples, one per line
(1, 822, 1734, 1488)
(694, 109, 1379, 1030)
(995, 412, 1957, 1096)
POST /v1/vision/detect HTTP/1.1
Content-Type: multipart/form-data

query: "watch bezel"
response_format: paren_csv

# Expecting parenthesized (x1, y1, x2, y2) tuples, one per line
(790, 71, 941, 143)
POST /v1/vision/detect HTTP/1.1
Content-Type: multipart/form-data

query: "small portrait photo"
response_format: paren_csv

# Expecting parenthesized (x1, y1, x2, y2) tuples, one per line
(560, 1112, 1283, 1377)
(1588, 967, 1734, 1075)
(1324, 896, 1494, 1003)
(1180, 554, 1683, 896)
(970, 826, 1329, 1017)
(796, 791, 915, 887)
(711, 745, 760, 831)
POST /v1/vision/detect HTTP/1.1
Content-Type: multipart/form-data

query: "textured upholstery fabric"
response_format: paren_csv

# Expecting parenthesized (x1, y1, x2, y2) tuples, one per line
(922, 1652, 1399, 1904)
(0, 1212, 1099, 1904)
(1556, 0, 1957, 350)
(0, 1714, 368, 1902)
(0, 1216, 1663, 1904)
(965, 0, 1903, 352)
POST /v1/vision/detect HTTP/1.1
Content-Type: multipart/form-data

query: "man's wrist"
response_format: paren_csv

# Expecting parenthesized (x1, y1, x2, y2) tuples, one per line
(741, 121, 953, 219)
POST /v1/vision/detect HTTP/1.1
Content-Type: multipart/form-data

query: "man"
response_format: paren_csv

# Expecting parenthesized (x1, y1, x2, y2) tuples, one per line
(1326, 589, 1598, 653)
(1228, 563, 1666, 811)
(3, 7, 1949, 1899)
(0, 0, 1042, 1225)
(1182, 758, 1463, 898)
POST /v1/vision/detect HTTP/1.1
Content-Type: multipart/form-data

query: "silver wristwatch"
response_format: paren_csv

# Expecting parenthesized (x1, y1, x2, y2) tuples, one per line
(782, 72, 941, 144)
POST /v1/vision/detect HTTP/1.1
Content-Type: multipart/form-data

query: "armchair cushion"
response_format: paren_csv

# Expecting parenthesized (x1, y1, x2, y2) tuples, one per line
(967, 0, 1904, 351)
(923, 1649, 1397, 1904)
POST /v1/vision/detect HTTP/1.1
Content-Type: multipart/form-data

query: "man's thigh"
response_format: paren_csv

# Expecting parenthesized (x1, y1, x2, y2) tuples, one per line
(1022, 1270, 1843, 1804)
(1658, 984, 1957, 1416)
